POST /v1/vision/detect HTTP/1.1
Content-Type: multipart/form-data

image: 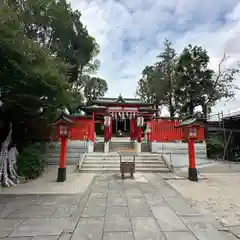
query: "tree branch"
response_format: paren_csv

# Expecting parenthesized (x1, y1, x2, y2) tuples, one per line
(206, 51, 227, 105)
(213, 51, 227, 89)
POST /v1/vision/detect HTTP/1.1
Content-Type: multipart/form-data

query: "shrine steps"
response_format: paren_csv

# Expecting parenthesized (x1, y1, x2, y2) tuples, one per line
(109, 141, 133, 151)
(44, 141, 87, 165)
(94, 141, 151, 152)
(79, 153, 170, 173)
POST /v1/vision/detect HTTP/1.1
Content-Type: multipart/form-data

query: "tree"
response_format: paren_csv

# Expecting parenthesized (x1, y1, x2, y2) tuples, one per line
(137, 39, 239, 118)
(0, 0, 107, 187)
(136, 39, 177, 117)
(204, 52, 240, 117)
(156, 39, 177, 118)
(0, 3, 70, 121)
(18, 0, 101, 109)
(0, 2, 72, 186)
(174, 45, 214, 116)
(84, 77, 108, 104)
(175, 46, 239, 117)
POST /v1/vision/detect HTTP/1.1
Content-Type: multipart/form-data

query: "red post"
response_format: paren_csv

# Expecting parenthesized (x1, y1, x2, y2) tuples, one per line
(57, 136, 68, 182)
(59, 136, 67, 168)
(188, 138, 198, 181)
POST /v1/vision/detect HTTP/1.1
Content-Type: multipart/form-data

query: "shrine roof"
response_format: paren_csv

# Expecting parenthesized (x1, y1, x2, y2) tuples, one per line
(82, 104, 106, 109)
(95, 94, 151, 106)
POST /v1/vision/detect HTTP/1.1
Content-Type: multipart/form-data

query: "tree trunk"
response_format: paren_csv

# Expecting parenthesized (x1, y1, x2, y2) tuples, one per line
(168, 67, 175, 119)
(169, 94, 175, 119)
(189, 102, 194, 115)
(202, 104, 208, 120)
(0, 123, 21, 187)
(155, 100, 160, 117)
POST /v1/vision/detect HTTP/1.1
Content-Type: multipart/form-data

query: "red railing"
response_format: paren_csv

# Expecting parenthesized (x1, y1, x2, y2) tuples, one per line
(149, 119, 205, 142)
(70, 117, 92, 141)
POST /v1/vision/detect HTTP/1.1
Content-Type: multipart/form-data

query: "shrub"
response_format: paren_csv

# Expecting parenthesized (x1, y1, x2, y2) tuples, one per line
(206, 136, 224, 158)
(17, 143, 46, 180)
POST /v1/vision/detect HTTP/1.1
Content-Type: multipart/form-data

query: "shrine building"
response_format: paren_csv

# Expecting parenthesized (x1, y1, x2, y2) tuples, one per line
(81, 94, 158, 139)
(54, 94, 205, 154)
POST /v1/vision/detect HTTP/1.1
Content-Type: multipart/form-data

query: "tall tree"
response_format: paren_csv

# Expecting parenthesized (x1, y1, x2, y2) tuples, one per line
(136, 39, 177, 117)
(156, 39, 177, 118)
(84, 77, 108, 104)
(175, 46, 239, 117)
(0, 0, 105, 144)
(18, 0, 101, 108)
(136, 66, 161, 105)
(174, 45, 214, 116)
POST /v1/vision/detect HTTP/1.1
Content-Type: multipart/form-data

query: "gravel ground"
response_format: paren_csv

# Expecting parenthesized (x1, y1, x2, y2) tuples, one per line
(167, 173, 240, 228)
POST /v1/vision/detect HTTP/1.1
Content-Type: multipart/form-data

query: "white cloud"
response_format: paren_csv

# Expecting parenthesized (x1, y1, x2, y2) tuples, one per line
(70, 0, 240, 114)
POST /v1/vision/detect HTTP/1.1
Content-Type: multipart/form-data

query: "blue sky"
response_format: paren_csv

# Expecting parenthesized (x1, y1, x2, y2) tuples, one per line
(70, 0, 240, 116)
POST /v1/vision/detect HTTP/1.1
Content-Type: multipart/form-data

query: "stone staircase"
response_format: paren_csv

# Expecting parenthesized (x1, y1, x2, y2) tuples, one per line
(79, 152, 170, 172)
(44, 141, 87, 165)
(94, 141, 104, 152)
(109, 141, 133, 151)
(141, 142, 151, 152)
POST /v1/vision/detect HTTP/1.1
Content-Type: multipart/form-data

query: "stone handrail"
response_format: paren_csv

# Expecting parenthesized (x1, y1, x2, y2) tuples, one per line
(160, 152, 173, 172)
(78, 153, 87, 170)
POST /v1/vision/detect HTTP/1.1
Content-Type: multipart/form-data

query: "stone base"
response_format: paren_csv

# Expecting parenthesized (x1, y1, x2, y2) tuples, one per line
(87, 141, 94, 153)
(188, 167, 198, 182)
(104, 142, 109, 153)
(57, 167, 66, 182)
(135, 142, 141, 153)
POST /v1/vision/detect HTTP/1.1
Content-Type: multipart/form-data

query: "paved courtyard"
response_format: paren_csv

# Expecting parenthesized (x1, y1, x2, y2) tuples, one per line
(168, 171, 240, 238)
(0, 173, 235, 240)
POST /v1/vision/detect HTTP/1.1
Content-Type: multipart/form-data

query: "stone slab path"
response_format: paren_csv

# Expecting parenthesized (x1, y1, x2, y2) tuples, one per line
(0, 173, 235, 239)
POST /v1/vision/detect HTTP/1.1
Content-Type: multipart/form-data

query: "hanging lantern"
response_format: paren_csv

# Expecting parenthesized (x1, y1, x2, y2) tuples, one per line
(104, 116, 111, 127)
(137, 116, 144, 127)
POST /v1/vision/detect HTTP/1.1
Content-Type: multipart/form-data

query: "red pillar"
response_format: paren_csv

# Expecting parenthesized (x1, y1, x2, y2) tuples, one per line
(110, 118, 112, 139)
(188, 138, 198, 182)
(104, 126, 109, 142)
(57, 136, 67, 182)
(59, 137, 67, 168)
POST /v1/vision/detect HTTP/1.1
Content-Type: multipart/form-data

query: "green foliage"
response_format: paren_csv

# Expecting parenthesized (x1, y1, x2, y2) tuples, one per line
(206, 136, 224, 157)
(136, 39, 177, 117)
(136, 39, 239, 118)
(84, 77, 108, 104)
(17, 143, 46, 180)
(0, 0, 108, 146)
(175, 45, 215, 116)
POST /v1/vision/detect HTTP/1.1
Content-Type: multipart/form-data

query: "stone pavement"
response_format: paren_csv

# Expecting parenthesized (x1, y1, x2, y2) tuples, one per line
(0, 173, 235, 240)
(0, 166, 95, 195)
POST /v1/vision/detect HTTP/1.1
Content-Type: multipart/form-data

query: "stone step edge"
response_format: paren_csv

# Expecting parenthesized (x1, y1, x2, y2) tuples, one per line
(82, 163, 166, 166)
(81, 164, 168, 169)
(83, 160, 165, 162)
(79, 168, 169, 172)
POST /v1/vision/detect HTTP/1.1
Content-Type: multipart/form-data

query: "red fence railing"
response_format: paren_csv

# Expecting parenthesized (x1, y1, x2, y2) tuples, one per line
(149, 119, 205, 142)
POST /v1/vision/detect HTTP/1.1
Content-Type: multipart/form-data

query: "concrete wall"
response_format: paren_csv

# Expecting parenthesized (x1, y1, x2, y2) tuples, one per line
(150, 142, 207, 158)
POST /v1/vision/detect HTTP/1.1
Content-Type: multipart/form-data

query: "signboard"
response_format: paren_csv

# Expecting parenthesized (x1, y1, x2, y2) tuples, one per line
(108, 107, 122, 111)
(123, 107, 138, 111)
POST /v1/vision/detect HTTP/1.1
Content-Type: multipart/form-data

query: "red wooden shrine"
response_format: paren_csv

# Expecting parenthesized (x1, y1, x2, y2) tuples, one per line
(48, 95, 205, 143)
